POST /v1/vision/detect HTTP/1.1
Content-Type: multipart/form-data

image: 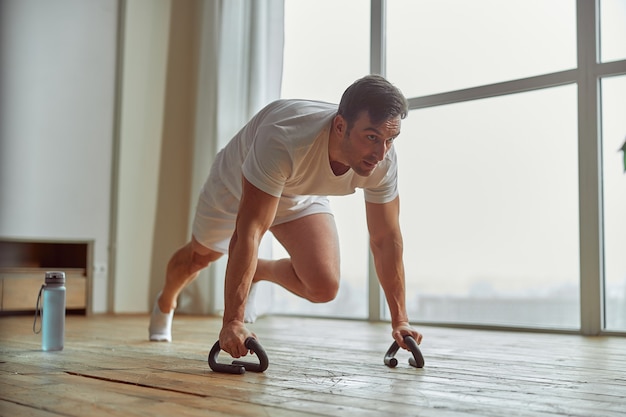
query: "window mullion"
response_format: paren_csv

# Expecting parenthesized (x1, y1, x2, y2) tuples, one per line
(577, 0, 603, 335)
(370, 0, 385, 76)
(369, 0, 386, 322)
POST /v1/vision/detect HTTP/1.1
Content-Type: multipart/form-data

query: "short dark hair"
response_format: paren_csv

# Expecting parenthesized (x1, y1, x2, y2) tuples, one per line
(337, 75, 409, 130)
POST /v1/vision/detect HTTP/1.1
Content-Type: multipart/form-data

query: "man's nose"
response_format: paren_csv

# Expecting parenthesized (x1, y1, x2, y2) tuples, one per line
(373, 141, 387, 161)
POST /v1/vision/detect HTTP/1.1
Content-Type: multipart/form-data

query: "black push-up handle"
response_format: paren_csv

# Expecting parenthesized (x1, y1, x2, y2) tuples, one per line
(208, 337, 269, 374)
(384, 335, 425, 368)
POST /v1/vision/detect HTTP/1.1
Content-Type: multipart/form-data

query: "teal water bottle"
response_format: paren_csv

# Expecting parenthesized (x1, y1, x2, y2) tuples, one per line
(34, 271, 66, 351)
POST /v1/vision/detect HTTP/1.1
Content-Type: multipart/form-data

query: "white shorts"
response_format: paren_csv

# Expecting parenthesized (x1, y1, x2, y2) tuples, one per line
(192, 177, 332, 254)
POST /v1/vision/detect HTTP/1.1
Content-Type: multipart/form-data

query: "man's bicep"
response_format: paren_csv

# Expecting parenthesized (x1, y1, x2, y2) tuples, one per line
(365, 196, 401, 242)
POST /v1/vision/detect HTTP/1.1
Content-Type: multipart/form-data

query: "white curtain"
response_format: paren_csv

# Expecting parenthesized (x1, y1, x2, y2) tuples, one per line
(178, 0, 284, 314)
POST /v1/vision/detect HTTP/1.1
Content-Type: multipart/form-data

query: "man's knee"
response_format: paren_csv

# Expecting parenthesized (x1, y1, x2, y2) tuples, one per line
(306, 274, 340, 303)
(191, 247, 222, 271)
(189, 251, 214, 272)
(173, 239, 222, 276)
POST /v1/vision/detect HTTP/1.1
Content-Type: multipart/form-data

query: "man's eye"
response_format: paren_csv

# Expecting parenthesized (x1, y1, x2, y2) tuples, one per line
(367, 135, 378, 142)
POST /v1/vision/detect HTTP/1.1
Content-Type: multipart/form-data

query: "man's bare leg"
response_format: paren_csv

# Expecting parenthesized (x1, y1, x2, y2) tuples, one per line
(149, 237, 223, 341)
(254, 213, 341, 303)
(152, 213, 340, 336)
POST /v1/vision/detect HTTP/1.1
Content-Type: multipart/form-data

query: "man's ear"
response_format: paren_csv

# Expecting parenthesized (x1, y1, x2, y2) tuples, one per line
(333, 114, 346, 136)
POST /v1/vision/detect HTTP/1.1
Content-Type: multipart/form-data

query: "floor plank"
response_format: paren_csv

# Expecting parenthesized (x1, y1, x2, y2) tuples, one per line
(0, 315, 624, 417)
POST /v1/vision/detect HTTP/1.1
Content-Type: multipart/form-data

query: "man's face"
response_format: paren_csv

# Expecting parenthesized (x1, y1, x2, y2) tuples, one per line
(340, 111, 401, 177)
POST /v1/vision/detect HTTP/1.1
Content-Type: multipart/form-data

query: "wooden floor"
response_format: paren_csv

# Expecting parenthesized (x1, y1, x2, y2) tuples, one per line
(0, 315, 625, 417)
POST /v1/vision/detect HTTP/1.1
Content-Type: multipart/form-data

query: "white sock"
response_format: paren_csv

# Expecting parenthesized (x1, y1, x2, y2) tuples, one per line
(149, 292, 173, 342)
(243, 283, 259, 323)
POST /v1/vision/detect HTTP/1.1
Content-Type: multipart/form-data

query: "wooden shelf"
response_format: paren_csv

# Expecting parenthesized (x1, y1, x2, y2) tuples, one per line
(0, 238, 93, 315)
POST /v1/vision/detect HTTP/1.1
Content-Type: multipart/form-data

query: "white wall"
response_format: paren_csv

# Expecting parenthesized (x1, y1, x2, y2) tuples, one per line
(0, 0, 118, 313)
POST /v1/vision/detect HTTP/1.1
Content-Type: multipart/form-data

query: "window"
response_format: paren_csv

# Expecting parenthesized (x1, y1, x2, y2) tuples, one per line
(278, 0, 626, 334)
(387, 0, 577, 97)
(281, 0, 370, 102)
(396, 86, 580, 328)
(600, 0, 626, 63)
(272, 0, 370, 318)
(601, 75, 626, 331)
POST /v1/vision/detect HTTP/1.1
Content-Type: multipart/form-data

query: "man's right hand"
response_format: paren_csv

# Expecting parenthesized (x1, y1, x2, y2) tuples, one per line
(218, 320, 256, 358)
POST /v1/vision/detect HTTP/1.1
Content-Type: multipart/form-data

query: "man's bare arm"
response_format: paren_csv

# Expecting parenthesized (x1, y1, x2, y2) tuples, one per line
(365, 196, 422, 347)
(219, 178, 279, 357)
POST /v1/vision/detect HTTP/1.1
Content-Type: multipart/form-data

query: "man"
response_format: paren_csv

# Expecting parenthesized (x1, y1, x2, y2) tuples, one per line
(149, 74, 423, 358)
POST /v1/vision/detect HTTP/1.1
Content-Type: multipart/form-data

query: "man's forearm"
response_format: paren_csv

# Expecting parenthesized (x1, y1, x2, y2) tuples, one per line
(222, 232, 259, 324)
(370, 238, 409, 326)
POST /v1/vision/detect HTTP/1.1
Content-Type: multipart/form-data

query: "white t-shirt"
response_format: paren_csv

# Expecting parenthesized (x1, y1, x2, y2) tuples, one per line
(211, 99, 399, 205)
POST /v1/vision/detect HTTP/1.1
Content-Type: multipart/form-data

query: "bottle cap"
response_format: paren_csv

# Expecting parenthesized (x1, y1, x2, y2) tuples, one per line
(45, 271, 66, 285)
